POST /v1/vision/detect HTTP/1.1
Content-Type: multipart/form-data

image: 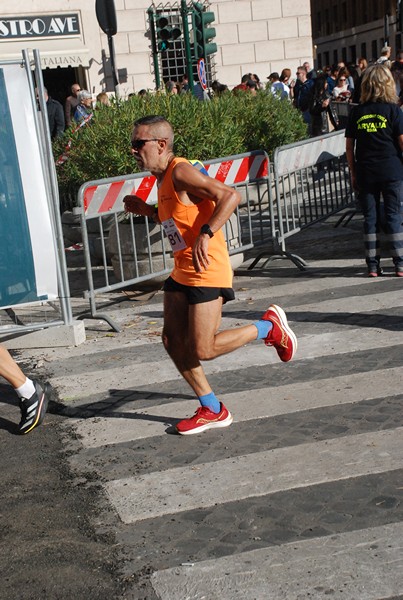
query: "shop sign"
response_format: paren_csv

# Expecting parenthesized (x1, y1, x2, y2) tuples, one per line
(41, 54, 87, 68)
(0, 14, 80, 39)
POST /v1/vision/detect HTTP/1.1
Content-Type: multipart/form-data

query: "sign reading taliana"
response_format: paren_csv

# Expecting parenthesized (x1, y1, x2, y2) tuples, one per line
(0, 14, 80, 39)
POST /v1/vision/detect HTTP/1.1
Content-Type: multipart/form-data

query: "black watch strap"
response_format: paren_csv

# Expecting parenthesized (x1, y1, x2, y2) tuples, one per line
(200, 224, 214, 238)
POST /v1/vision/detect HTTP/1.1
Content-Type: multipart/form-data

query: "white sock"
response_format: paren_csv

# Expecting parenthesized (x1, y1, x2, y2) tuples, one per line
(15, 378, 36, 400)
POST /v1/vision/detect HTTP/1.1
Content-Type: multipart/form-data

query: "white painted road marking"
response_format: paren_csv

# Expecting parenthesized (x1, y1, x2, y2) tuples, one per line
(151, 522, 403, 600)
(71, 367, 403, 447)
(104, 427, 403, 523)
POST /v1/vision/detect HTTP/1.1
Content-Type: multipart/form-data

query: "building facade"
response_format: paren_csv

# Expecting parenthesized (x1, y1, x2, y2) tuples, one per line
(311, 0, 400, 68)
(0, 0, 313, 104)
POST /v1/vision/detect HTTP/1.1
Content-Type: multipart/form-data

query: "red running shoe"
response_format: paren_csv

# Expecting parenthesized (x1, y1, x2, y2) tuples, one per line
(176, 403, 233, 436)
(262, 304, 297, 362)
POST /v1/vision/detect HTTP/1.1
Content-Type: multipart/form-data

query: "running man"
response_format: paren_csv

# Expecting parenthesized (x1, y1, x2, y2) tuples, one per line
(123, 115, 297, 435)
(0, 344, 51, 434)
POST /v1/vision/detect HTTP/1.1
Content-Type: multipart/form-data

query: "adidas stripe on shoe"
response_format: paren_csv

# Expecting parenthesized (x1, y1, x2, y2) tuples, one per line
(18, 380, 51, 434)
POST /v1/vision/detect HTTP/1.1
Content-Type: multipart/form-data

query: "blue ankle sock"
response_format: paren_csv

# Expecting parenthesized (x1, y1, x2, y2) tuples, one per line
(254, 320, 273, 340)
(198, 391, 221, 414)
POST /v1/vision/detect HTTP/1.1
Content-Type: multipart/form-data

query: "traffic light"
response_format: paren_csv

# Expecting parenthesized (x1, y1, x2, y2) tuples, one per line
(156, 15, 182, 52)
(192, 2, 217, 60)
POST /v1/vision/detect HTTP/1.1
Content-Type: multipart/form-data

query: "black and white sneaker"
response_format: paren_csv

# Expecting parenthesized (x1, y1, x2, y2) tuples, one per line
(18, 380, 51, 434)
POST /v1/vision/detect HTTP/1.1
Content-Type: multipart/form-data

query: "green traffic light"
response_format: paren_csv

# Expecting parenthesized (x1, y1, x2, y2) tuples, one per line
(158, 40, 170, 51)
(171, 27, 182, 40)
(155, 14, 182, 52)
(201, 12, 215, 27)
(204, 42, 217, 55)
(192, 5, 217, 59)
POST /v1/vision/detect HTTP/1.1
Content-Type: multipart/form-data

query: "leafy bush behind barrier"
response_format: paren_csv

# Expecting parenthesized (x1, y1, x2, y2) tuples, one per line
(53, 92, 307, 203)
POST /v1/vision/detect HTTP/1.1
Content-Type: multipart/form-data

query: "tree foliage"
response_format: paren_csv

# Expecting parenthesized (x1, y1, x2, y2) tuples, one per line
(53, 92, 307, 203)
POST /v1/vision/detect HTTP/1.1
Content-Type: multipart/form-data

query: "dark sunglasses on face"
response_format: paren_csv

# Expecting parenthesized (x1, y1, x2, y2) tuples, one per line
(131, 138, 160, 150)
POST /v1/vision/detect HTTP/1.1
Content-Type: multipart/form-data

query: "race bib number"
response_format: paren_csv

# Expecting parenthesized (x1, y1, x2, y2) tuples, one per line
(162, 218, 187, 252)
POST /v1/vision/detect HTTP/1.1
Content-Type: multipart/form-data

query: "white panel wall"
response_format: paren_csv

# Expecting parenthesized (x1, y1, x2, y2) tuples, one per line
(212, 0, 313, 87)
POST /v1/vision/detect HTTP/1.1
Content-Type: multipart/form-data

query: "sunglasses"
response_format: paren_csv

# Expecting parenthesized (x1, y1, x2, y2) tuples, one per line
(131, 138, 160, 150)
(130, 138, 168, 150)
(339, 78, 346, 81)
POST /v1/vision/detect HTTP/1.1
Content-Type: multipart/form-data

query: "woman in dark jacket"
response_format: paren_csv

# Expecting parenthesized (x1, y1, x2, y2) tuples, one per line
(309, 75, 339, 137)
(345, 64, 403, 277)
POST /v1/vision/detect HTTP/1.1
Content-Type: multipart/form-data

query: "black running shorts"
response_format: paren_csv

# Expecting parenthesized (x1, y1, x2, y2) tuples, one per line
(163, 276, 235, 305)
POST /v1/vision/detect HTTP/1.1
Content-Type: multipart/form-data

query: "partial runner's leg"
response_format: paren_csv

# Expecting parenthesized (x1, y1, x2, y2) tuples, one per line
(189, 298, 259, 361)
(162, 292, 233, 434)
(190, 300, 297, 363)
(0, 344, 50, 434)
(162, 293, 297, 435)
(0, 344, 26, 388)
(162, 291, 213, 397)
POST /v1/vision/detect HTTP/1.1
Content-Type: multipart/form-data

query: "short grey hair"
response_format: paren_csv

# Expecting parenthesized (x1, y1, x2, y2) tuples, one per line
(78, 90, 92, 102)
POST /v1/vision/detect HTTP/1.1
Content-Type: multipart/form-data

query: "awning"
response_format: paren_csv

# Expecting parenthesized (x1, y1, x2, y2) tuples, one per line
(0, 47, 90, 69)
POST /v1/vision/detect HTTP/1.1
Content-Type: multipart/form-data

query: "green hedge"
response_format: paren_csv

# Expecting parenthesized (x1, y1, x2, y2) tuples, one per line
(53, 91, 307, 203)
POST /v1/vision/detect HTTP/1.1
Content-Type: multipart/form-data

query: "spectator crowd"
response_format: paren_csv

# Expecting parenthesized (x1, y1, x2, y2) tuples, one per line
(47, 45, 403, 281)
(41, 45, 403, 143)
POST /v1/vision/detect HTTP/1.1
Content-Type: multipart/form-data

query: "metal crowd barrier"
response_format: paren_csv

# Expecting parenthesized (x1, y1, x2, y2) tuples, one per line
(75, 150, 272, 331)
(75, 135, 355, 331)
(249, 130, 354, 271)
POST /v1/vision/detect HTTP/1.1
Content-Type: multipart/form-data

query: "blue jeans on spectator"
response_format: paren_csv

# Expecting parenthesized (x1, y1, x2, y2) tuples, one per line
(358, 180, 403, 273)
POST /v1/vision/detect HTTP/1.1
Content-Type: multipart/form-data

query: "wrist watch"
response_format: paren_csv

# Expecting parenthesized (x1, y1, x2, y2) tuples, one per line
(200, 224, 214, 238)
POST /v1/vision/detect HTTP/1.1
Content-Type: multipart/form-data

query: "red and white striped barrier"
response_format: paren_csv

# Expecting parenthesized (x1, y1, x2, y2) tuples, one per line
(205, 153, 268, 184)
(83, 175, 156, 216)
(81, 153, 268, 218)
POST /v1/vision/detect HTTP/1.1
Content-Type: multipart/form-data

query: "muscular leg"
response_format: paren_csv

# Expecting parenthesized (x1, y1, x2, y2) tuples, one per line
(162, 291, 213, 397)
(189, 298, 258, 361)
(162, 293, 258, 397)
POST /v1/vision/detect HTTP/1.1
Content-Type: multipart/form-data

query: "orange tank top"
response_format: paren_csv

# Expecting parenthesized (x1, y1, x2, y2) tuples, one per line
(157, 157, 233, 287)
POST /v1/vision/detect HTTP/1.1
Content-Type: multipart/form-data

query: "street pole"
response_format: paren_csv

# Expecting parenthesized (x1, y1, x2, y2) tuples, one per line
(107, 34, 120, 98)
(95, 0, 119, 97)
(148, 7, 161, 90)
(181, 0, 194, 92)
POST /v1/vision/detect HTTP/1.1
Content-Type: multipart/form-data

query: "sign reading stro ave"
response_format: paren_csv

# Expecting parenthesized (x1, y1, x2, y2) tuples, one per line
(0, 14, 80, 39)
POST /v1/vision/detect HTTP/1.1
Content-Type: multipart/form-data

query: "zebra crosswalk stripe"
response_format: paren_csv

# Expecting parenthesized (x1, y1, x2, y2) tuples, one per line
(58, 323, 403, 401)
(72, 366, 403, 447)
(151, 521, 403, 600)
(104, 427, 402, 523)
